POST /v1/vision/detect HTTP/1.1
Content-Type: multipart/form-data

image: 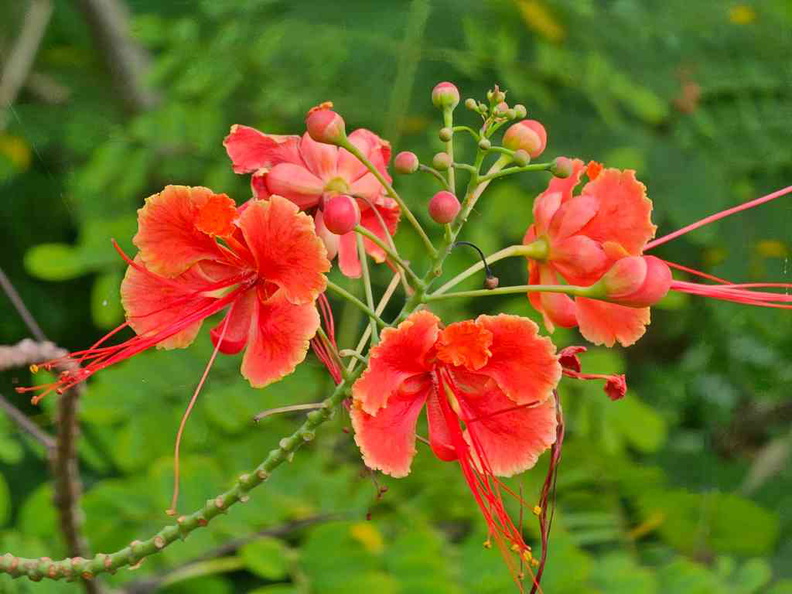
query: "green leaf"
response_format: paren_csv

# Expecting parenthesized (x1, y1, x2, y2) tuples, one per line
(0, 474, 10, 527)
(91, 270, 124, 328)
(240, 537, 290, 580)
(25, 243, 86, 280)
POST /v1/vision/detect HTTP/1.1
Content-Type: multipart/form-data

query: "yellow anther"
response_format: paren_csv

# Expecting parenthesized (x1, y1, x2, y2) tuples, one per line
(522, 550, 533, 562)
(532, 505, 542, 516)
(510, 543, 521, 553)
(483, 539, 492, 549)
(29, 364, 39, 373)
(531, 558, 539, 567)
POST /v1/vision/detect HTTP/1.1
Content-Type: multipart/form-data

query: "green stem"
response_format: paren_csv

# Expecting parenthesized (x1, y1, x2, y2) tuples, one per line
(478, 161, 554, 183)
(326, 281, 386, 328)
(451, 125, 480, 141)
(443, 108, 456, 194)
(357, 234, 379, 344)
(418, 164, 451, 190)
(354, 225, 423, 288)
(340, 138, 437, 257)
(0, 372, 361, 581)
(452, 162, 478, 173)
(433, 244, 534, 295)
(425, 283, 593, 302)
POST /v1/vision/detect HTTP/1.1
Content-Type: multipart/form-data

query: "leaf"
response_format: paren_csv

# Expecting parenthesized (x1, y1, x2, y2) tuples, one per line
(0, 474, 9, 527)
(91, 270, 124, 328)
(240, 537, 290, 580)
(25, 243, 86, 280)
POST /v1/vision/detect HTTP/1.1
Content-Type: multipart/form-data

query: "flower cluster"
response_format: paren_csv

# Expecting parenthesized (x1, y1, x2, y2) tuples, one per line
(16, 81, 790, 590)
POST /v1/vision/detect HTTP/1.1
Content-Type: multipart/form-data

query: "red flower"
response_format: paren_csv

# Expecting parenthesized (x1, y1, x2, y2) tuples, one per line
(21, 187, 330, 402)
(351, 310, 561, 563)
(524, 159, 657, 346)
(224, 124, 400, 278)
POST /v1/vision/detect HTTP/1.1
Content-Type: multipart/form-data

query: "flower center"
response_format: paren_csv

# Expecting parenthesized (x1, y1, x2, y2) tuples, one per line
(323, 176, 350, 195)
(436, 321, 493, 371)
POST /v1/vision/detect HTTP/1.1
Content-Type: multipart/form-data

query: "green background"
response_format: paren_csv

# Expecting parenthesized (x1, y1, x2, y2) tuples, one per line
(1, 0, 790, 592)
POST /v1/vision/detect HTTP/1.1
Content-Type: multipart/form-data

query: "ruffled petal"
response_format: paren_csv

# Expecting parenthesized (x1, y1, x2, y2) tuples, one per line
(224, 125, 302, 173)
(474, 314, 561, 405)
(338, 129, 392, 183)
(210, 288, 257, 355)
(577, 168, 656, 254)
(460, 384, 558, 477)
(352, 310, 440, 415)
(120, 257, 219, 350)
(133, 185, 229, 277)
(359, 199, 400, 263)
(351, 376, 430, 478)
(265, 163, 324, 210)
(531, 191, 562, 236)
(299, 133, 338, 181)
(240, 291, 320, 388)
(238, 195, 330, 305)
(574, 297, 650, 347)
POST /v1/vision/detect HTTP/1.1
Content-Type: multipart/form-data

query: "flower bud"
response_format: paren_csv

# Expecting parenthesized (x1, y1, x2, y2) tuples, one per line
(513, 104, 527, 119)
(438, 127, 453, 142)
(394, 151, 419, 174)
(305, 107, 346, 145)
(432, 152, 452, 171)
(483, 276, 499, 290)
(605, 375, 627, 401)
(428, 191, 461, 224)
(596, 256, 672, 307)
(323, 195, 360, 235)
(558, 345, 587, 373)
(494, 101, 509, 116)
(513, 149, 530, 167)
(502, 119, 547, 158)
(505, 108, 517, 120)
(431, 82, 460, 110)
(478, 138, 491, 151)
(550, 156, 574, 178)
(464, 98, 478, 111)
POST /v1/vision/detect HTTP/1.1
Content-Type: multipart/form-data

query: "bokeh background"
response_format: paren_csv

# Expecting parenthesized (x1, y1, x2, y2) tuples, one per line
(1, 0, 791, 592)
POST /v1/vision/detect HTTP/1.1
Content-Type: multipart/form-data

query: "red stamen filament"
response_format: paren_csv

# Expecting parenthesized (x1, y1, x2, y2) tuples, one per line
(167, 306, 232, 516)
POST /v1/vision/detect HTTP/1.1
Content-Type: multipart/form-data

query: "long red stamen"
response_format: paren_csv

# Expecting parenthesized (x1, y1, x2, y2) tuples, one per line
(663, 260, 731, 284)
(167, 306, 231, 516)
(310, 293, 343, 383)
(671, 280, 792, 309)
(646, 185, 792, 250)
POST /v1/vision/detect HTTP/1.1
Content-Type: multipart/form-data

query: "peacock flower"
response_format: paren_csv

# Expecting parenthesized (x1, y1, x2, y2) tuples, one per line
(351, 310, 561, 565)
(224, 121, 400, 278)
(20, 187, 330, 402)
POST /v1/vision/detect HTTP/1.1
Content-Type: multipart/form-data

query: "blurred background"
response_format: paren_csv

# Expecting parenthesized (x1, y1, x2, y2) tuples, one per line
(1, 0, 791, 592)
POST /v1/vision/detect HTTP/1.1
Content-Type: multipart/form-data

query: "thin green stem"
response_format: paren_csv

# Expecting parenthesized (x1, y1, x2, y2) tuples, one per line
(485, 146, 515, 158)
(340, 138, 437, 257)
(325, 281, 386, 328)
(443, 108, 455, 194)
(452, 162, 478, 173)
(433, 244, 533, 295)
(339, 349, 368, 365)
(451, 125, 480, 141)
(425, 283, 593, 302)
(357, 234, 379, 344)
(478, 161, 554, 183)
(0, 372, 362, 581)
(354, 225, 423, 288)
(418, 164, 451, 190)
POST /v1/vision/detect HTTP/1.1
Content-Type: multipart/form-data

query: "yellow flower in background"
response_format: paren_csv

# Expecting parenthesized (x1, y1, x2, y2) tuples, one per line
(729, 4, 757, 24)
(516, 0, 565, 43)
(756, 240, 788, 259)
(0, 134, 32, 172)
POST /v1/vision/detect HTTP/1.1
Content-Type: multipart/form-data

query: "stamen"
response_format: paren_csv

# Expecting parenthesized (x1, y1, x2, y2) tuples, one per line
(671, 280, 792, 309)
(646, 185, 792, 250)
(167, 306, 232, 516)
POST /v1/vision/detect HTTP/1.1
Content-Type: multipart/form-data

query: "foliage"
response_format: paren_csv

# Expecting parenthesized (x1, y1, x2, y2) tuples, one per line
(1, 0, 790, 592)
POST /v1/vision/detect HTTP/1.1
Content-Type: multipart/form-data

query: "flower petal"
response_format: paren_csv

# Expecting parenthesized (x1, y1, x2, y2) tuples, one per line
(574, 296, 650, 347)
(540, 158, 586, 204)
(238, 195, 330, 305)
(240, 291, 320, 388)
(352, 310, 440, 415)
(336, 230, 361, 278)
(224, 125, 302, 173)
(550, 235, 609, 285)
(426, 391, 457, 462)
(359, 199, 400, 263)
(133, 185, 229, 277)
(349, 172, 387, 202)
(474, 314, 561, 405)
(266, 163, 324, 210)
(531, 191, 562, 236)
(577, 168, 656, 254)
(548, 193, 599, 240)
(338, 129, 392, 183)
(120, 257, 218, 350)
(461, 386, 558, 477)
(351, 378, 430, 478)
(299, 133, 338, 181)
(210, 288, 257, 355)
(529, 264, 578, 331)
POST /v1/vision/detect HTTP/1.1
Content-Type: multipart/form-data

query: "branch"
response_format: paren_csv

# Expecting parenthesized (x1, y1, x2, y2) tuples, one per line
(0, 0, 53, 131)
(72, 0, 158, 113)
(0, 265, 47, 342)
(0, 392, 54, 449)
(0, 373, 359, 582)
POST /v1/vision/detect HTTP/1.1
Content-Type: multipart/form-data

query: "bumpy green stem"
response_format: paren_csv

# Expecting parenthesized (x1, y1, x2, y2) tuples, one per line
(0, 373, 360, 582)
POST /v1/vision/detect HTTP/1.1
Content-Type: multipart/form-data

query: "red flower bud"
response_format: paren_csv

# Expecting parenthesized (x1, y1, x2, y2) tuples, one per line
(502, 120, 547, 158)
(550, 156, 574, 179)
(597, 256, 672, 307)
(394, 151, 419, 174)
(431, 82, 460, 110)
(604, 375, 627, 401)
(305, 107, 347, 145)
(428, 191, 461, 224)
(323, 195, 360, 235)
